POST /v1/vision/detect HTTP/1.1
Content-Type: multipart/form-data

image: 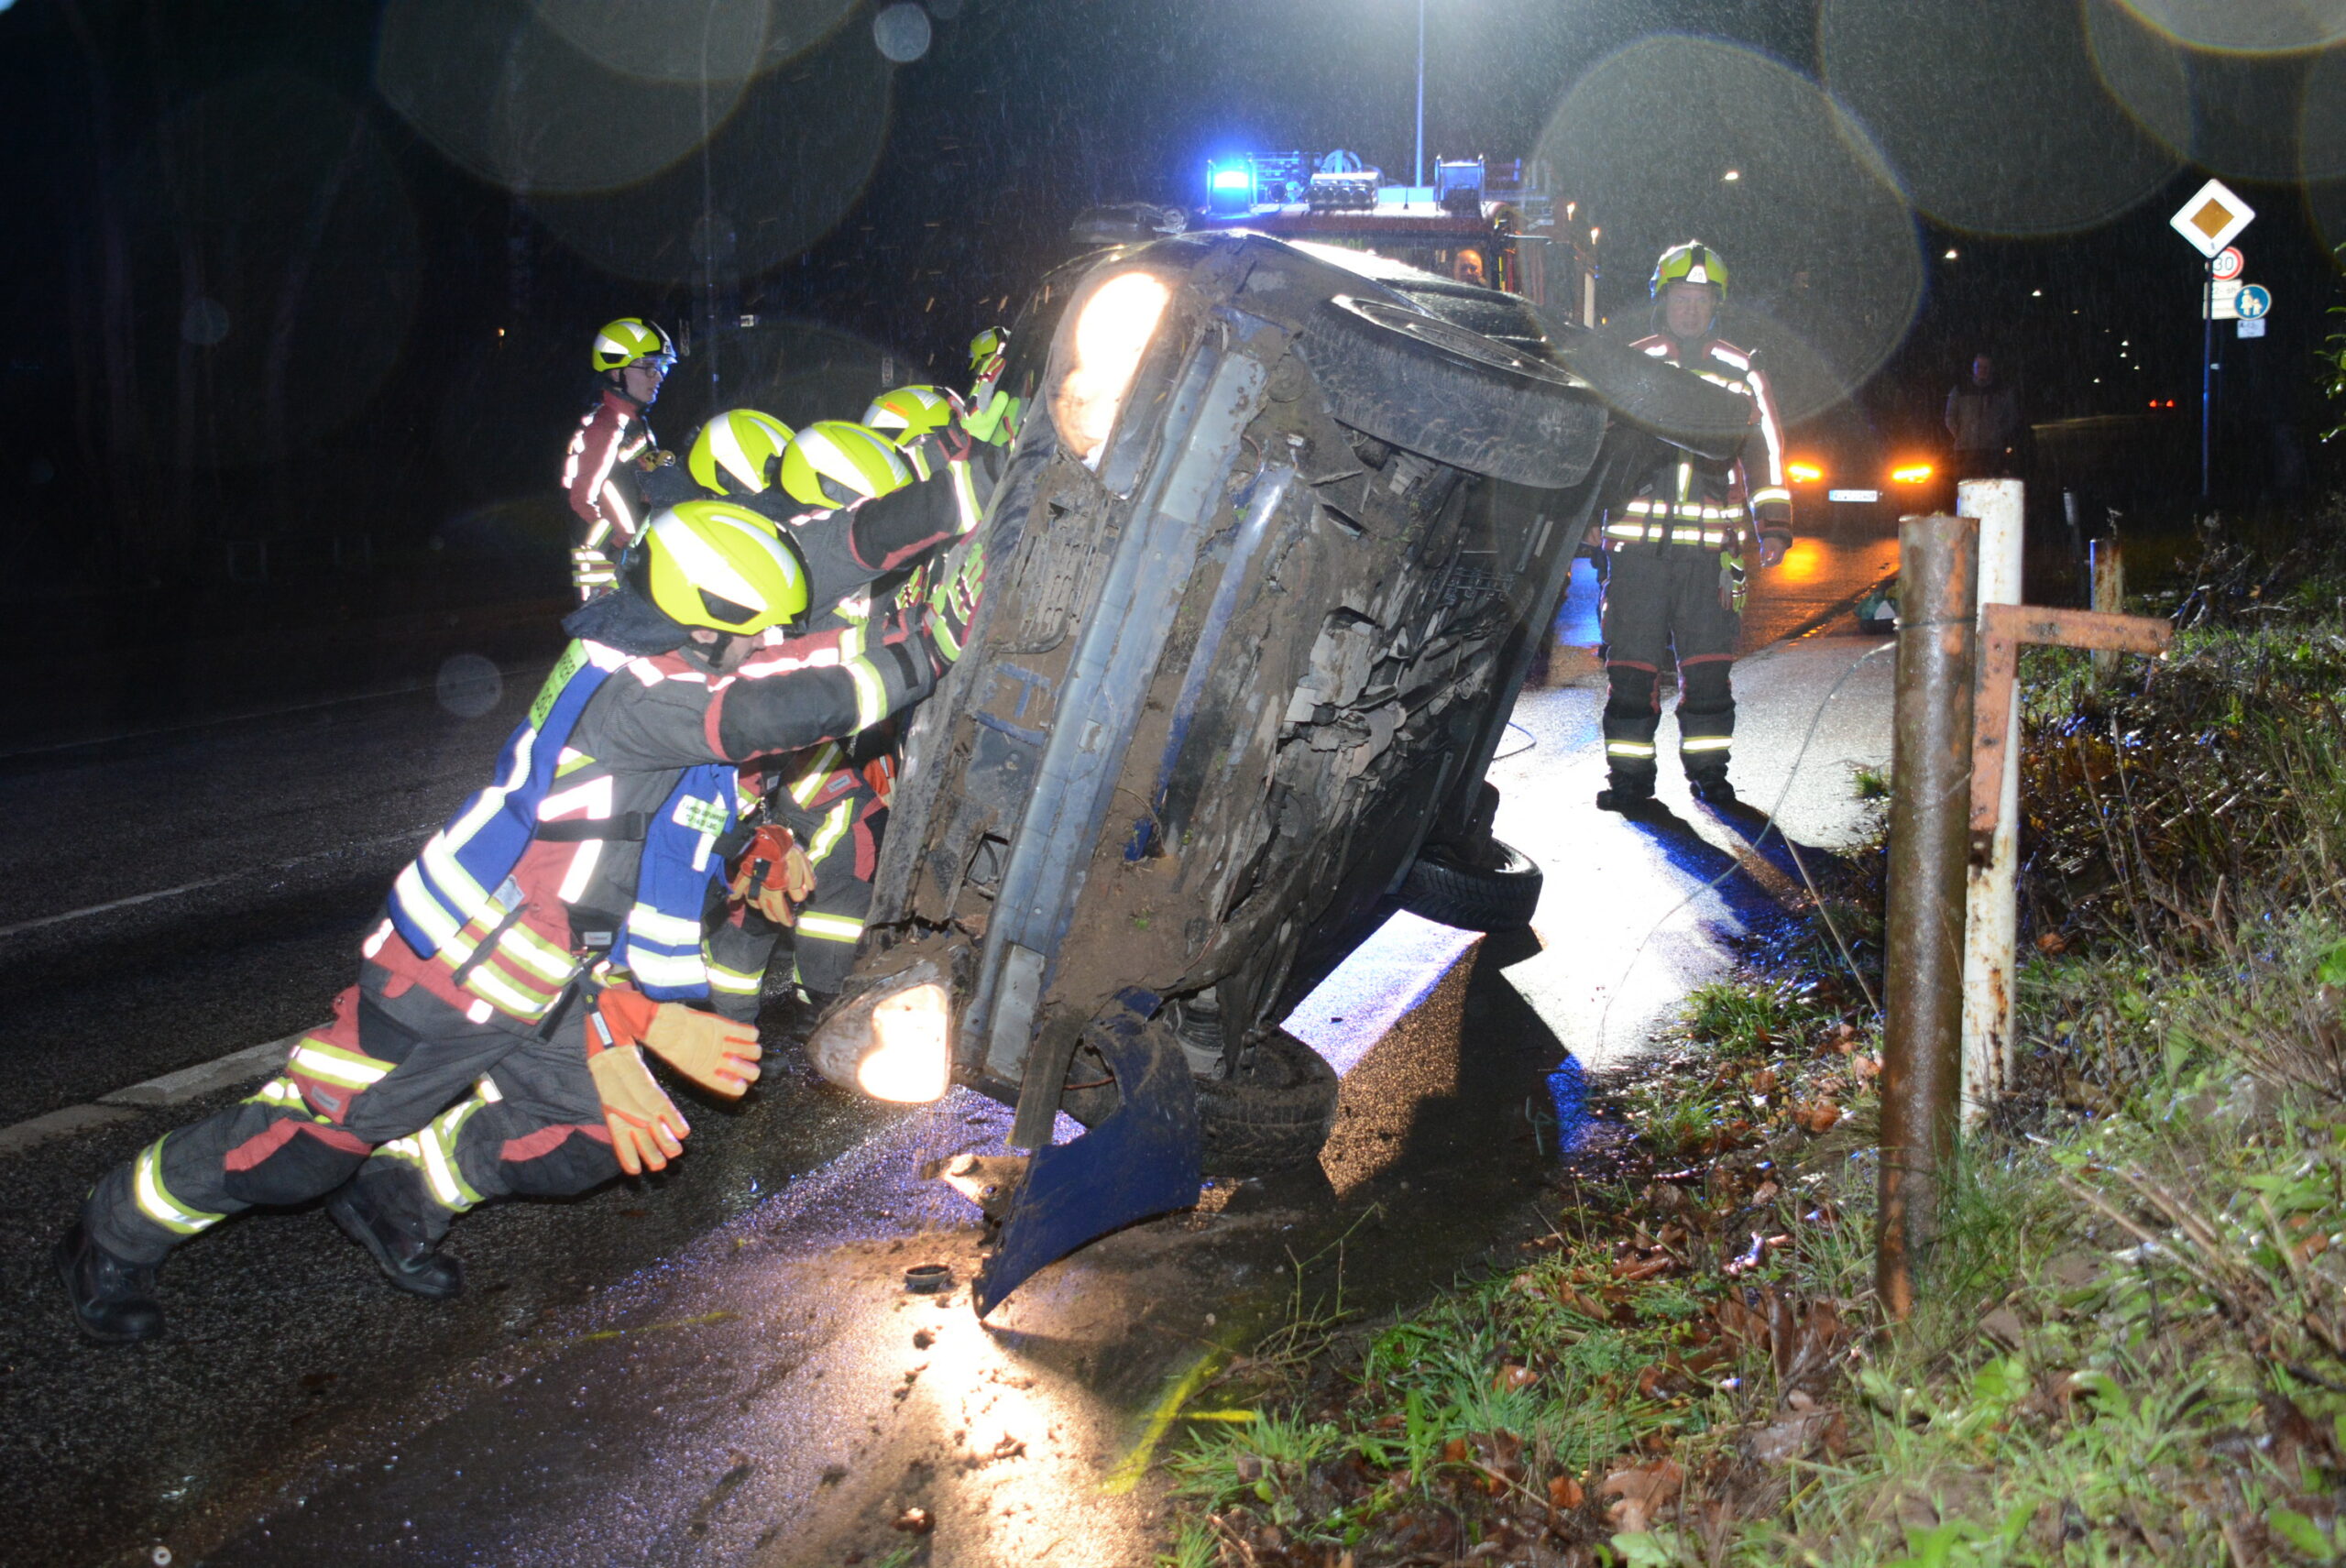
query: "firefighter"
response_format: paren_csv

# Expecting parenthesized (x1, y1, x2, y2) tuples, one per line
(1595, 242, 1792, 813)
(677, 410, 980, 1021)
(58, 500, 981, 1343)
(563, 317, 679, 600)
(761, 418, 984, 1003)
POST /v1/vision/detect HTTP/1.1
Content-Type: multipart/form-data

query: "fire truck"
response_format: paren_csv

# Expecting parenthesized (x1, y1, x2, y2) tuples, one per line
(1191, 149, 1596, 327)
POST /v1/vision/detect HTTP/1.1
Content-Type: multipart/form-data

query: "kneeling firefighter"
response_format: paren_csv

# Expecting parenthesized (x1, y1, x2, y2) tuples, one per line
(60, 501, 979, 1343)
(1596, 241, 1792, 812)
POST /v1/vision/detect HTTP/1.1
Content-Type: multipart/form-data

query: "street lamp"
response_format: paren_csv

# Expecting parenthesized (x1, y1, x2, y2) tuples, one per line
(1414, 0, 1426, 192)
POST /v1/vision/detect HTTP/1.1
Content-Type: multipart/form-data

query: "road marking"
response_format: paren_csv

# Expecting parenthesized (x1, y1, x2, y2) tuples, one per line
(0, 826, 437, 939)
(1101, 1341, 1234, 1495)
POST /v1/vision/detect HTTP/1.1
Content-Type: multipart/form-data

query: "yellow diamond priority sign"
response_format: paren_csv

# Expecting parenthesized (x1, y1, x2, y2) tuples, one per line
(2171, 177, 2254, 259)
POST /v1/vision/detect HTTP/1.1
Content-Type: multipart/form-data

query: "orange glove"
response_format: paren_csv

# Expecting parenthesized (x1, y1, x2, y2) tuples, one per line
(585, 1044, 689, 1175)
(729, 821, 815, 926)
(597, 987, 762, 1098)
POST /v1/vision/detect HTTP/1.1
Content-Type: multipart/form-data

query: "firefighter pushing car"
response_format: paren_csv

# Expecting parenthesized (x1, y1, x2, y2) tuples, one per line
(1595, 242, 1792, 813)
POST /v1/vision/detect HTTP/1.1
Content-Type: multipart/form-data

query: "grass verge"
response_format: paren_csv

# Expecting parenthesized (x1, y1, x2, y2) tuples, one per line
(1159, 505, 2346, 1566)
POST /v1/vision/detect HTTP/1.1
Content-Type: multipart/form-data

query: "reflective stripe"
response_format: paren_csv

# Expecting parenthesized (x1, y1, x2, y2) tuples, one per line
(806, 798, 855, 867)
(291, 1041, 393, 1090)
(1680, 736, 1735, 751)
(496, 923, 578, 984)
(1606, 740, 1658, 758)
(380, 1099, 487, 1212)
(787, 743, 843, 808)
(134, 1138, 224, 1236)
(1605, 522, 1734, 548)
(844, 656, 889, 729)
(459, 961, 555, 1021)
(629, 948, 709, 987)
(625, 905, 703, 948)
(244, 1076, 306, 1108)
(796, 911, 865, 944)
(705, 957, 763, 995)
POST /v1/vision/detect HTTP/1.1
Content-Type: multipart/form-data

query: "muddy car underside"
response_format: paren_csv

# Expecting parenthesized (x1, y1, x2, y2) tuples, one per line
(806, 230, 1745, 1307)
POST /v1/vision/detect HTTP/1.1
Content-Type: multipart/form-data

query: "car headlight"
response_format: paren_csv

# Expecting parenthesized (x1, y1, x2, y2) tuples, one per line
(1049, 270, 1171, 466)
(1787, 461, 1824, 484)
(804, 957, 956, 1103)
(1891, 463, 1934, 485)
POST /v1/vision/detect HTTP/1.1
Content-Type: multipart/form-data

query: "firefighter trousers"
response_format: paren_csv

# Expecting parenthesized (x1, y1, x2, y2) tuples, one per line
(773, 769, 885, 999)
(84, 960, 614, 1266)
(1599, 543, 1743, 789)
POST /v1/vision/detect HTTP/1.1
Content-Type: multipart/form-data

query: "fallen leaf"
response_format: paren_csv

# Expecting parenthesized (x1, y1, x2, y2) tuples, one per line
(1850, 1055, 1881, 1082)
(1548, 1475, 1584, 1509)
(1795, 1102, 1842, 1134)
(1980, 1307, 2028, 1350)
(1493, 1363, 1540, 1392)
(1601, 1457, 1685, 1531)
(2037, 930, 2069, 954)
(1442, 1437, 1469, 1465)
(1751, 1068, 1779, 1095)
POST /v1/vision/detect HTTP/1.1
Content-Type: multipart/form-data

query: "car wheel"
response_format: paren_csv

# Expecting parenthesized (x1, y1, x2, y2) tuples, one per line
(1398, 839, 1543, 931)
(1296, 295, 1603, 489)
(1196, 1030, 1339, 1177)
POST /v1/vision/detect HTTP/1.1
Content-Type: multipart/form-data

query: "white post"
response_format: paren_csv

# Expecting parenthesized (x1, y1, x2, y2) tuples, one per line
(1959, 478, 2023, 1124)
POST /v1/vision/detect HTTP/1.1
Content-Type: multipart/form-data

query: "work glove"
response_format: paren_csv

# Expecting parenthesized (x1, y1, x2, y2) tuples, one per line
(597, 987, 763, 1098)
(586, 1044, 689, 1176)
(908, 426, 975, 474)
(728, 821, 815, 926)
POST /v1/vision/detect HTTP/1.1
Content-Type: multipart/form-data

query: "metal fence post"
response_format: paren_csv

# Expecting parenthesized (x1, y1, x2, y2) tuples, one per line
(1879, 513, 1978, 1322)
(1960, 480, 2023, 1123)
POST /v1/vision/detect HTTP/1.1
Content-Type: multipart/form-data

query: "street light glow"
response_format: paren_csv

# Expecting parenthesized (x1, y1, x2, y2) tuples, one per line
(1722, 169, 1740, 181)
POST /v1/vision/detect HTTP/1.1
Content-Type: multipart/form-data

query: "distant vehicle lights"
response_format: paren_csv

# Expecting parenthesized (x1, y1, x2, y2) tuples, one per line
(1787, 461, 1824, 483)
(1891, 463, 1934, 485)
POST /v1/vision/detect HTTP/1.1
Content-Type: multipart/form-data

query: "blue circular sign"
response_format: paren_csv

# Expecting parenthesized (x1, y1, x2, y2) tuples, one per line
(2237, 284, 2272, 319)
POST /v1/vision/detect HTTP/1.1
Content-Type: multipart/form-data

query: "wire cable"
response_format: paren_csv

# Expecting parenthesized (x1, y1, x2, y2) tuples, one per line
(1592, 638, 1895, 1062)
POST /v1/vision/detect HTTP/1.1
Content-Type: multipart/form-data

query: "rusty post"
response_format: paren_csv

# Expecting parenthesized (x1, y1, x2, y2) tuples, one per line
(2089, 538, 2125, 682)
(1879, 514, 1978, 1322)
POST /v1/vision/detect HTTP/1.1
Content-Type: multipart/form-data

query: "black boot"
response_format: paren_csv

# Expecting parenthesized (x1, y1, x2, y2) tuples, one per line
(56, 1221, 164, 1344)
(1596, 777, 1658, 814)
(325, 1162, 463, 1299)
(1688, 773, 1739, 806)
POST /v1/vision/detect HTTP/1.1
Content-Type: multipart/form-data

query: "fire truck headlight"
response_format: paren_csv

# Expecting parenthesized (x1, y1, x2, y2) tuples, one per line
(857, 981, 953, 1102)
(1050, 271, 1171, 466)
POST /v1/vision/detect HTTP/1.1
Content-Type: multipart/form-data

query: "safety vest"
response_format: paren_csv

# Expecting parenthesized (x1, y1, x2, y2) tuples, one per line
(389, 641, 737, 1017)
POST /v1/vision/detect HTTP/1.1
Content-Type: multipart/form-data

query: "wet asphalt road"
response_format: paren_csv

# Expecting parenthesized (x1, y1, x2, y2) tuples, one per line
(0, 526, 1895, 1568)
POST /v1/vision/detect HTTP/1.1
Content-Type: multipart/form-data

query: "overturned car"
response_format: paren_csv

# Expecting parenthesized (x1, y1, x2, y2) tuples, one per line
(805, 227, 1746, 1309)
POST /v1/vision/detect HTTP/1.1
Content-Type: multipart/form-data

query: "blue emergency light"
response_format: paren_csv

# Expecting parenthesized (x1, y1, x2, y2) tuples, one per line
(1206, 160, 1255, 216)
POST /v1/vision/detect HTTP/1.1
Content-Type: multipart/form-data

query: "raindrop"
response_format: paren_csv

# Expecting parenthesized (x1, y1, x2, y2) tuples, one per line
(436, 653, 504, 719)
(180, 298, 231, 346)
(871, 3, 930, 62)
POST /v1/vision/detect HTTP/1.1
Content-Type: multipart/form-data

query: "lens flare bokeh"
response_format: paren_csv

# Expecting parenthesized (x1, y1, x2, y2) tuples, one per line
(1536, 36, 1922, 422)
(1820, 0, 2179, 236)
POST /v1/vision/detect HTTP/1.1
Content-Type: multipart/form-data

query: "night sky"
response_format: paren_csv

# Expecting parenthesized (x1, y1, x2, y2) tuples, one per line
(4, 0, 2341, 598)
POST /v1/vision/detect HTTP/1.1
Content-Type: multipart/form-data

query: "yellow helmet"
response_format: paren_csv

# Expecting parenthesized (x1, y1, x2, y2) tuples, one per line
(1650, 241, 1728, 300)
(688, 408, 795, 496)
(637, 501, 808, 633)
(969, 326, 1008, 378)
(778, 421, 913, 510)
(862, 385, 958, 442)
(590, 317, 676, 374)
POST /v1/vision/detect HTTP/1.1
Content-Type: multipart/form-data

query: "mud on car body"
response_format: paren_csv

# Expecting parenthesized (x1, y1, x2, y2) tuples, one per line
(804, 228, 1746, 1309)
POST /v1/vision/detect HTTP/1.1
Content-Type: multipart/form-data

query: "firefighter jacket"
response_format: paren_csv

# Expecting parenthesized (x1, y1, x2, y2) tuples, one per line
(1604, 334, 1792, 554)
(563, 388, 660, 595)
(389, 604, 948, 1022)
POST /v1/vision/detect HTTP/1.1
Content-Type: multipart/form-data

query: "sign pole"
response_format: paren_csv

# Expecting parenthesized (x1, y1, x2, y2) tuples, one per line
(2200, 252, 2215, 500)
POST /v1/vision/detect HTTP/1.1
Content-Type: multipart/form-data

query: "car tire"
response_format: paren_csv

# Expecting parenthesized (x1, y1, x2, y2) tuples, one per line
(1398, 839, 1543, 931)
(1196, 1030, 1340, 1177)
(1296, 295, 1603, 489)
